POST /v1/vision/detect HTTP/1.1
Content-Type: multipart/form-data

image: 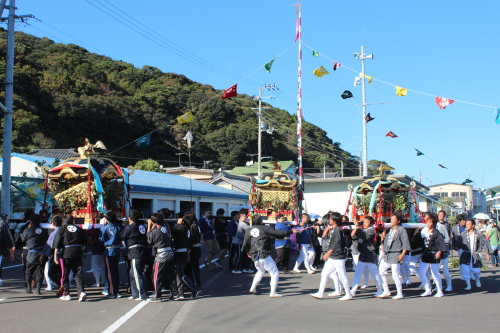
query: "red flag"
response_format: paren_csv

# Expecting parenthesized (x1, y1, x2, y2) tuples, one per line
(438, 164, 447, 169)
(435, 97, 455, 109)
(221, 84, 237, 99)
(333, 62, 342, 71)
(385, 131, 398, 138)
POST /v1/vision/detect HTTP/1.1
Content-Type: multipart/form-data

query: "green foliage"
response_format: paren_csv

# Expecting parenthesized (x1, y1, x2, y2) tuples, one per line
(134, 159, 163, 173)
(0, 31, 359, 173)
(448, 215, 458, 227)
(434, 196, 456, 213)
(368, 159, 394, 176)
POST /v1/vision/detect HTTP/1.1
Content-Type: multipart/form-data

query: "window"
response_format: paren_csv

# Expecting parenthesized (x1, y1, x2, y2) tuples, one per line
(433, 192, 448, 197)
(451, 192, 467, 198)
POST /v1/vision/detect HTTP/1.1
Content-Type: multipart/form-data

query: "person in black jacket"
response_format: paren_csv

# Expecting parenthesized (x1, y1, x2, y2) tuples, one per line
(53, 214, 87, 301)
(419, 212, 447, 298)
(242, 214, 297, 297)
(0, 215, 15, 287)
(147, 213, 176, 302)
(185, 215, 202, 289)
(172, 217, 200, 299)
(15, 210, 34, 289)
(21, 214, 48, 294)
(120, 209, 148, 301)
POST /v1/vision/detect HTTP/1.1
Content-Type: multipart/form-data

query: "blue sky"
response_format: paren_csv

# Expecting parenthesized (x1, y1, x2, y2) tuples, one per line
(13, 0, 500, 189)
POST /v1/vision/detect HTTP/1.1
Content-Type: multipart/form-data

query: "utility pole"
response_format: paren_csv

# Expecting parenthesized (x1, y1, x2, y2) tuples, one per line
(293, 3, 304, 192)
(252, 84, 276, 178)
(340, 160, 344, 178)
(358, 144, 363, 177)
(354, 46, 373, 177)
(1, 1, 34, 217)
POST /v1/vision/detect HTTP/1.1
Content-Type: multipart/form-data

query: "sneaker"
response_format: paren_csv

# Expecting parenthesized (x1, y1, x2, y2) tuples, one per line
(128, 296, 135, 299)
(135, 297, 147, 301)
(148, 298, 161, 302)
(178, 295, 185, 299)
(232, 269, 242, 274)
(116, 294, 123, 298)
(214, 261, 224, 268)
(44, 286, 53, 291)
(243, 269, 254, 273)
(102, 291, 109, 296)
(79, 292, 87, 302)
(107, 295, 117, 299)
(191, 290, 201, 299)
(60, 295, 71, 301)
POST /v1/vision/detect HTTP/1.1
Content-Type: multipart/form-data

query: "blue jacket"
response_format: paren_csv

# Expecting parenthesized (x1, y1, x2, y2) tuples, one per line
(295, 224, 313, 245)
(100, 222, 125, 256)
(198, 217, 215, 240)
(275, 222, 292, 248)
(227, 219, 238, 238)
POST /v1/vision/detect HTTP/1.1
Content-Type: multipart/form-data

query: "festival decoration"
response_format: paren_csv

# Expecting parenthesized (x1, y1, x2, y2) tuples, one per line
(183, 131, 193, 148)
(341, 90, 353, 99)
(312, 50, 319, 57)
(177, 111, 193, 124)
(461, 179, 473, 185)
(491, 190, 497, 198)
(333, 62, 341, 71)
(496, 108, 500, 125)
(363, 74, 373, 84)
(135, 133, 152, 147)
(435, 97, 455, 109)
(395, 86, 407, 97)
(438, 164, 447, 169)
(221, 84, 237, 99)
(415, 149, 424, 156)
(313, 66, 329, 78)
(265, 58, 275, 73)
(365, 113, 374, 123)
(385, 131, 398, 138)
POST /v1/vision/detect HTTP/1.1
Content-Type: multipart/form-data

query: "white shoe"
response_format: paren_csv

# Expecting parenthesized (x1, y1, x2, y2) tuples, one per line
(350, 288, 357, 297)
(339, 294, 353, 301)
(79, 292, 87, 302)
(307, 270, 315, 274)
(59, 295, 71, 301)
(434, 291, 444, 298)
(420, 289, 432, 297)
(44, 286, 53, 291)
(292, 269, 301, 273)
(475, 279, 481, 288)
(270, 294, 283, 298)
(392, 294, 404, 300)
(360, 284, 368, 289)
(310, 292, 323, 299)
(377, 289, 391, 298)
(327, 291, 341, 297)
(374, 286, 383, 297)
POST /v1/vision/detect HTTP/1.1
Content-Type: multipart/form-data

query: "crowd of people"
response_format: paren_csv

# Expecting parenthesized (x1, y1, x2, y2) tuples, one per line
(0, 207, 497, 302)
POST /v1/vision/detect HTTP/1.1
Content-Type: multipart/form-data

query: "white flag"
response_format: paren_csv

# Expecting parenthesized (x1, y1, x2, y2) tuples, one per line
(183, 131, 193, 148)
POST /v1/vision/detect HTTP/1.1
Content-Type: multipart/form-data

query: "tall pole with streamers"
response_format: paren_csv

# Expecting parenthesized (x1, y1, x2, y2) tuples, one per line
(293, 3, 303, 206)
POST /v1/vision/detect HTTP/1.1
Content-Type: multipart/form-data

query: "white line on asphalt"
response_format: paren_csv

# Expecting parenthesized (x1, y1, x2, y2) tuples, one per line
(0, 298, 8, 301)
(101, 300, 149, 333)
(101, 256, 228, 333)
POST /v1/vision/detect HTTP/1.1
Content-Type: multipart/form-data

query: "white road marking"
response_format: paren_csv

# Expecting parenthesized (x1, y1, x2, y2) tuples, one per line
(101, 300, 148, 333)
(0, 298, 8, 301)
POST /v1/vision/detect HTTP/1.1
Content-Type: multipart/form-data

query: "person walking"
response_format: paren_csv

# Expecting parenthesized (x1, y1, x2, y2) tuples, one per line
(486, 220, 499, 267)
(21, 214, 49, 295)
(198, 209, 218, 269)
(100, 211, 124, 299)
(213, 209, 229, 268)
(274, 214, 292, 274)
(0, 214, 15, 287)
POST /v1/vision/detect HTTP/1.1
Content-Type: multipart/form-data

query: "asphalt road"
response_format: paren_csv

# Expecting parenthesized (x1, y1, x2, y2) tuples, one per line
(1, 253, 499, 333)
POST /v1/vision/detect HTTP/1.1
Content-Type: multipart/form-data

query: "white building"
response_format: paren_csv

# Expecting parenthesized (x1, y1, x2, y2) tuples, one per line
(427, 182, 486, 216)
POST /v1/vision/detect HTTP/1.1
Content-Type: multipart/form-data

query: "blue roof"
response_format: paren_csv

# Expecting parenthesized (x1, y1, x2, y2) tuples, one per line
(129, 170, 248, 200)
(1, 153, 58, 165)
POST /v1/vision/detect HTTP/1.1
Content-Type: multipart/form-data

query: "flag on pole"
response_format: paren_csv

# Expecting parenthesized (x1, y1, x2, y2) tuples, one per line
(313, 66, 329, 78)
(183, 131, 193, 148)
(438, 164, 447, 169)
(385, 131, 398, 138)
(341, 90, 353, 99)
(222, 84, 237, 99)
(461, 179, 473, 185)
(333, 62, 341, 71)
(435, 96, 455, 109)
(26, 182, 45, 201)
(177, 111, 193, 124)
(365, 113, 374, 123)
(496, 108, 500, 125)
(395, 86, 407, 97)
(264, 58, 275, 73)
(415, 149, 424, 156)
(491, 190, 497, 198)
(312, 50, 320, 57)
(363, 75, 373, 84)
(136, 133, 152, 147)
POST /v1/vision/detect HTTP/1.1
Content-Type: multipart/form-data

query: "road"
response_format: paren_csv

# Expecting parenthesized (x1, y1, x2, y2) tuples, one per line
(1, 254, 499, 333)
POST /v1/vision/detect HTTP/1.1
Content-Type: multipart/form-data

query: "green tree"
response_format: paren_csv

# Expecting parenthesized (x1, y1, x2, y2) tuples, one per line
(134, 159, 163, 173)
(367, 159, 394, 176)
(435, 196, 456, 214)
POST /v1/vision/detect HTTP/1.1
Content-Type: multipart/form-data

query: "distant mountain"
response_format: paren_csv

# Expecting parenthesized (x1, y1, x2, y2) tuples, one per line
(0, 30, 359, 175)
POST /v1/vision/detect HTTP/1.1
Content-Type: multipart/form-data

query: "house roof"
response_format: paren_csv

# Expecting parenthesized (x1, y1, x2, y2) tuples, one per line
(26, 149, 79, 161)
(428, 182, 471, 188)
(209, 173, 252, 193)
(129, 170, 248, 200)
(163, 167, 215, 174)
(0, 153, 58, 166)
(229, 160, 295, 176)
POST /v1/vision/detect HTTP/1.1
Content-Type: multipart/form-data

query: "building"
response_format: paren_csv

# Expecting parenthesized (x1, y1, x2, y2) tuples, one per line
(427, 182, 486, 216)
(163, 166, 215, 182)
(209, 173, 252, 194)
(229, 160, 297, 177)
(486, 185, 500, 219)
(26, 148, 79, 160)
(0, 153, 248, 218)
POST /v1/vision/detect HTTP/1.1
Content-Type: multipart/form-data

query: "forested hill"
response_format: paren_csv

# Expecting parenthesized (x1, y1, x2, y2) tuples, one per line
(0, 30, 359, 175)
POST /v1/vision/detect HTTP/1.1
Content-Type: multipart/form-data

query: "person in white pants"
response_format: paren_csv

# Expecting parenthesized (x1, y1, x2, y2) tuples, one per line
(419, 213, 447, 297)
(350, 216, 382, 297)
(452, 214, 467, 282)
(402, 227, 424, 286)
(458, 219, 492, 290)
(378, 213, 411, 300)
(293, 214, 318, 274)
(310, 212, 352, 301)
(242, 214, 297, 297)
(437, 211, 453, 291)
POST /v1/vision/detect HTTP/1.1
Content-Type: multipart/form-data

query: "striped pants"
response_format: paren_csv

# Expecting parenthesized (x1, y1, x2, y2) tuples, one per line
(129, 258, 148, 299)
